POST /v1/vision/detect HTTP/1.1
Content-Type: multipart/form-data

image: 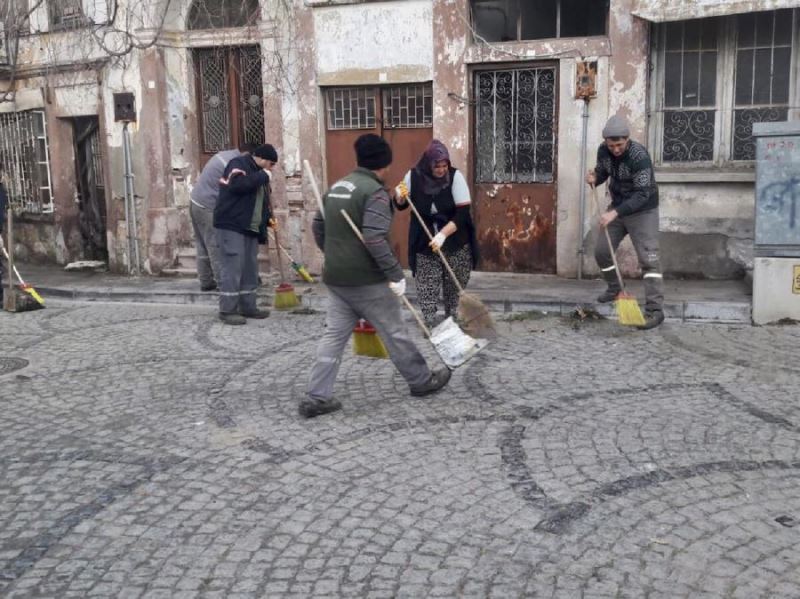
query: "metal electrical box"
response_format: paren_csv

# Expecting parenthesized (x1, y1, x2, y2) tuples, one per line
(113, 92, 136, 122)
(752, 121, 800, 325)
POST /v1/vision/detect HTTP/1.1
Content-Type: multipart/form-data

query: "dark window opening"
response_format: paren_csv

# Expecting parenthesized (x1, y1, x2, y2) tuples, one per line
(187, 0, 259, 30)
(471, 0, 608, 43)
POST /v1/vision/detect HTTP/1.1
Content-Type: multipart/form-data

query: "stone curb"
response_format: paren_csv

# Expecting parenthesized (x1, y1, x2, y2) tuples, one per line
(36, 285, 753, 325)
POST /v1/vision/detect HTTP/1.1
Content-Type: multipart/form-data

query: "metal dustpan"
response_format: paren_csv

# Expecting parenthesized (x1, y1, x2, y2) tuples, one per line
(428, 316, 490, 369)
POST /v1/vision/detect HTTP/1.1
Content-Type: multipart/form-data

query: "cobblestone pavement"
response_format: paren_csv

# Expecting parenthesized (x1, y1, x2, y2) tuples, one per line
(1, 302, 799, 598)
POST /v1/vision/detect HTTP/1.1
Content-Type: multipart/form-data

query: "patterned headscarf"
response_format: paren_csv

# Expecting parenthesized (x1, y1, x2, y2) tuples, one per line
(413, 139, 451, 195)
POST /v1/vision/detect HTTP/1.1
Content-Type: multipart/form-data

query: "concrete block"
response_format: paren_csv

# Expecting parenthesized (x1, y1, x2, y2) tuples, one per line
(753, 257, 800, 325)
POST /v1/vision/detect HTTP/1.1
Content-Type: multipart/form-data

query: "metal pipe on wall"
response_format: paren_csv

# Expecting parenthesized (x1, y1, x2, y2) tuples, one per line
(577, 98, 590, 280)
(122, 123, 140, 275)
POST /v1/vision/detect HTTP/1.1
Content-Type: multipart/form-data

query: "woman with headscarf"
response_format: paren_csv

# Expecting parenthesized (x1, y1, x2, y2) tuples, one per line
(392, 139, 479, 328)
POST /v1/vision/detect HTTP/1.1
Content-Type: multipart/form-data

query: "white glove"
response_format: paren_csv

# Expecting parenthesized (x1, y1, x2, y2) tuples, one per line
(429, 231, 447, 252)
(388, 278, 406, 296)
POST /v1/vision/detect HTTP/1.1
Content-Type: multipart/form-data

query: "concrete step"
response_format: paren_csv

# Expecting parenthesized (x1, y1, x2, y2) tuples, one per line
(175, 247, 272, 271)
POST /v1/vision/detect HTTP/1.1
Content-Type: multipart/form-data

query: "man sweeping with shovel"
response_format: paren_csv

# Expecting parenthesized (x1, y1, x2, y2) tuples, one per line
(586, 115, 665, 330)
(300, 134, 451, 419)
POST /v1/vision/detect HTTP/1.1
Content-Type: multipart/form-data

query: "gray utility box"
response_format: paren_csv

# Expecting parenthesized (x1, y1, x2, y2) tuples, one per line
(752, 121, 800, 325)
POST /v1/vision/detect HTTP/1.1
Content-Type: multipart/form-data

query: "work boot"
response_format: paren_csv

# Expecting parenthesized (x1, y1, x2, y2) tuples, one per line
(596, 287, 620, 303)
(298, 396, 342, 418)
(200, 281, 218, 292)
(637, 309, 665, 330)
(241, 308, 270, 319)
(219, 312, 246, 325)
(409, 367, 452, 397)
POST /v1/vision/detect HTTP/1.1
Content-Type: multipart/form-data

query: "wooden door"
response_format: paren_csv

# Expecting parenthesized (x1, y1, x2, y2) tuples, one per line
(473, 66, 558, 273)
(323, 84, 433, 268)
(194, 46, 265, 168)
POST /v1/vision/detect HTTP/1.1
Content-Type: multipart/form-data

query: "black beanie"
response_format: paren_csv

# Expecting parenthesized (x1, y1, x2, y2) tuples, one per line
(253, 144, 278, 162)
(355, 134, 392, 170)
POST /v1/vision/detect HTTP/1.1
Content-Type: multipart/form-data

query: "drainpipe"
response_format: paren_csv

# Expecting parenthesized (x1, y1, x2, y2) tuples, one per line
(577, 97, 590, 280)
(122, 123, 140, 275)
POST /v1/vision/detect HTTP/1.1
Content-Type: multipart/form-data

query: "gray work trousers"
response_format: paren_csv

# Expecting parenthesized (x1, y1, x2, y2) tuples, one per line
(190, 202, 222, 287)
(595, 206, 664, 312)
(217, 228, 259, 315)
(307, 283, 431, 401)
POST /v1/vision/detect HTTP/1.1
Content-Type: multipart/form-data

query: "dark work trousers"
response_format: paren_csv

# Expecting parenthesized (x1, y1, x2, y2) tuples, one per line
(595, 207, 664, 312)
(217, 228, 259, 315)
(190, 202, 222, 288)
(306, 283, 431, 401)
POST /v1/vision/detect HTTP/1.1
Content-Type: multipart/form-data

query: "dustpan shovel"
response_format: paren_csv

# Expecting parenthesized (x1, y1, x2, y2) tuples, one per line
(339, 209, 488, 369)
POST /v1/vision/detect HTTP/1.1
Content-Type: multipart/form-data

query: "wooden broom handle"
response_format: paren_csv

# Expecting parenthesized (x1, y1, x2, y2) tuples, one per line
(404, 194, 465, 294)
(304, 159, 325, 219)
(591, 185, 627, 293)
(339, 208, 432, 338)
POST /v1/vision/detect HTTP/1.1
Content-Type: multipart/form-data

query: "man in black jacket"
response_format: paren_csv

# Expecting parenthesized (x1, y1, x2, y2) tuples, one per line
(214, 144, 277, 325)
(586, 115, 664, 330)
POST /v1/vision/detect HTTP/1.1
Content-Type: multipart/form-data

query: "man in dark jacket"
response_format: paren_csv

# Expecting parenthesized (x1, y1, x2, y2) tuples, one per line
(586, 115, 665, 330)
(191, 142, 257, 291)
(214, 144, 277, 325)
(300, 134, 451, 419)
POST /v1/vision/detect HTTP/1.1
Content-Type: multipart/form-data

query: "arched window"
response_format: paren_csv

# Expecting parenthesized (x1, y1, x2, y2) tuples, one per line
(187, 0, 259, 30)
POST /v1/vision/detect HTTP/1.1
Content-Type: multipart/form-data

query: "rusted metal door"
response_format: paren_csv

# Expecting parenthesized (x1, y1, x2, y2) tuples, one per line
(323, 84, 433, 268)
(194, 46, 265, 168)
(473, 66, 557, 273)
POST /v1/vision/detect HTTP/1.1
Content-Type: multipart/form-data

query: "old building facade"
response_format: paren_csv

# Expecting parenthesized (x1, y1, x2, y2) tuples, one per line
(1, 0, 798, 279)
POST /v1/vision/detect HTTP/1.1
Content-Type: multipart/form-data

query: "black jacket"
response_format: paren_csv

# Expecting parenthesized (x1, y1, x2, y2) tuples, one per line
(594, 140, 659, 217)
(213, 155, 272, 243)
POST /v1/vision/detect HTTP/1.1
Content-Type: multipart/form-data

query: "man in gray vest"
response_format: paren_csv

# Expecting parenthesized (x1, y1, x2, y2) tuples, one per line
(190, 143, 257, 291)
(301, 134, 451, 418)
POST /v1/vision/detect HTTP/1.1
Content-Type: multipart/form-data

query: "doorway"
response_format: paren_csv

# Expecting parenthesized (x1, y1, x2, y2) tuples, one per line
(194, 46, 265, 167)
(473, 65, 558, 273)
(323, 83, 433, 268)
(71, 116, 107, 261)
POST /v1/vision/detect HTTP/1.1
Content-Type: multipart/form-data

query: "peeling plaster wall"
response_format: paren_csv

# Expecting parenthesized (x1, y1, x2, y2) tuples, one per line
(314, 1, 433, 85)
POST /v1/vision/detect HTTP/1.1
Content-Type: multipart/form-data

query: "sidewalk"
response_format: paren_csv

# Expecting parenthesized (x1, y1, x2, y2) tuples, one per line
(5, 262, 753, 324)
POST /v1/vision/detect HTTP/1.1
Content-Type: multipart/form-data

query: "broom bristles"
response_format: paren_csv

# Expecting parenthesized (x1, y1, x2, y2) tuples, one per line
(295, 264, 314, 283)
(615, 293, 646, 326)
(352, 320, 389, 358)
(457, 292, 497, 340)
(274, 283, 300, 309)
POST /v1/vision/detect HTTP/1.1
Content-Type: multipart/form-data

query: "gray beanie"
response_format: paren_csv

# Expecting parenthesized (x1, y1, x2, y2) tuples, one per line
(602, 115, 630, 138)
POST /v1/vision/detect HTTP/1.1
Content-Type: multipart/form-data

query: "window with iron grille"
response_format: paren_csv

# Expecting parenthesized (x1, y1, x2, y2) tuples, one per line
(47, 0, 87, 29)
(381, 84, 433, 129)
(194, 46, 265, 154)
(0, 110, 54, 214)
(187, 0, 259, 30)
(651, 9, 798, 166)
(325, 88, 377, 130)
(471, 0, 608, 42)
(475, 67, 556, 183)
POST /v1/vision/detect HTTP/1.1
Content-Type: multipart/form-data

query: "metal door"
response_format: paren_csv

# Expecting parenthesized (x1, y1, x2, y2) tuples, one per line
(72, 116, 108, 261)
(195, 46, 265, 167)
(323, 84, 433, 268)
(473, 66, 558, 273)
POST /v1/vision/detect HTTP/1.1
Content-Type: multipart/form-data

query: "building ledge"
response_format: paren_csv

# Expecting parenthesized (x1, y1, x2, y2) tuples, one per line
(656, 169, 755, 184)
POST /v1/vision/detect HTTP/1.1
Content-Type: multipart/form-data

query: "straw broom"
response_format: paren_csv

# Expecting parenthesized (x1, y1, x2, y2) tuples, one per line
(270, 230, 314, 283)
(271, 226, 301, 310)
(400, 188, 496, 340)
(590, 185, 646, 326)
